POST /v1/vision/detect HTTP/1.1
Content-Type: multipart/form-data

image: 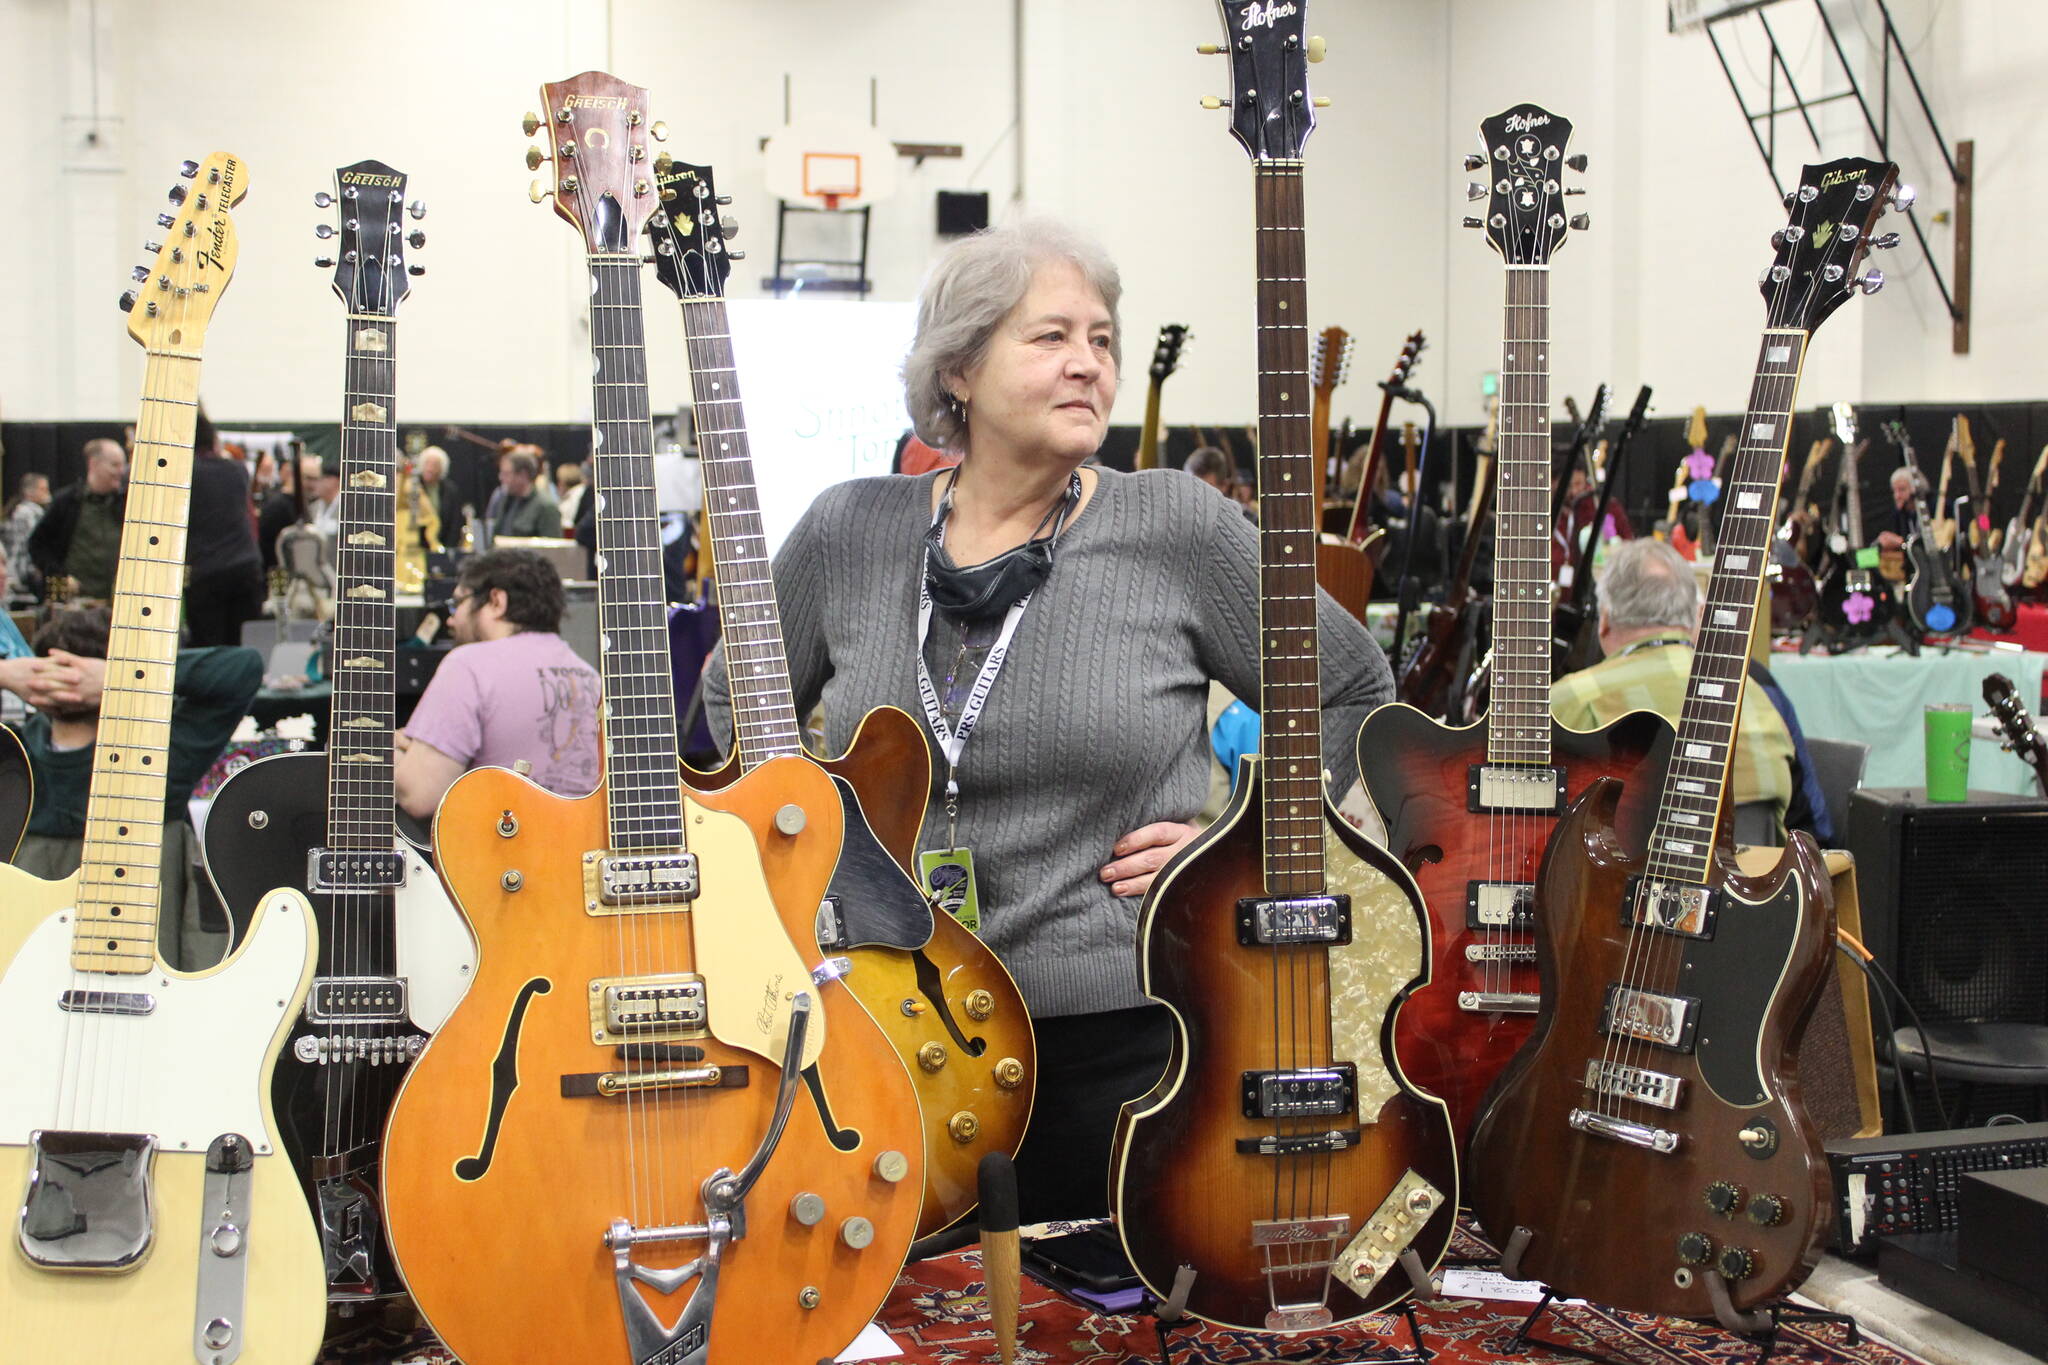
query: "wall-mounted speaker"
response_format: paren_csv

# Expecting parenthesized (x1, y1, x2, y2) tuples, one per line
(937, 190, 989, 236)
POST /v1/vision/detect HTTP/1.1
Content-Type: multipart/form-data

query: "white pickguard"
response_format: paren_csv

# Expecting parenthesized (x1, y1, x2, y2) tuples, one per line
(393, 839, 476, 1032)
(0, 889, 313, 1152)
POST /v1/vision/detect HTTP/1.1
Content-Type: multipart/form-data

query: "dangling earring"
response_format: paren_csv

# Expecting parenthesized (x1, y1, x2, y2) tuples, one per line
(948, 391, 969, 426)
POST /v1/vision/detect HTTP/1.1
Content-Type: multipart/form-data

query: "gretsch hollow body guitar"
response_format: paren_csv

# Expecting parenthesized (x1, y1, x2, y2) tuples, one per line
(1468, 155, 1902, 1325)
(649, 156, 1034, 1240)
(1362, 106, 1673, 1150)
(1112, 6, 1457, 1333)
(378, 74, 924, 1365)
(0, 155, 329, 1362)
(200, 161, 475, 1322)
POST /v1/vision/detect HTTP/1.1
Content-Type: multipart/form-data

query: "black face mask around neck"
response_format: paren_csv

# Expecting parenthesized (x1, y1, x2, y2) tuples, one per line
(922, 473, 1080, 622)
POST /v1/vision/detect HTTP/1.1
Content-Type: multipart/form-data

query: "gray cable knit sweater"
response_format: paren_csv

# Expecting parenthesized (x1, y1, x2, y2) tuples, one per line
(703, 467, 1394, 1017)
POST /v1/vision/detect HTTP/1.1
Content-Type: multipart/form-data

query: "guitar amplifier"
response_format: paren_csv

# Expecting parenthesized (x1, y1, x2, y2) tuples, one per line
(1827, 1121, 2048, 1256)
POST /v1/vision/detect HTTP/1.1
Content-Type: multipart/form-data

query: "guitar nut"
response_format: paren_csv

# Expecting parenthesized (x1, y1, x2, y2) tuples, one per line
(963, 989, 995, 1020)
(993, 1057, 1025, 1089)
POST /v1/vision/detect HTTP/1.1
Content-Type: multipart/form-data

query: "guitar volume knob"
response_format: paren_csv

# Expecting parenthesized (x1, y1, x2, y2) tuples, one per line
(992, 1057, 1025, 1089)
(963, 989, 995, 1020)
(1748, 1194, 1786, 1226)
(1677, 1231, 1713, 1265)
(1718, 1246, 1757, 1280)
(1704, 1181, 1745, 1216)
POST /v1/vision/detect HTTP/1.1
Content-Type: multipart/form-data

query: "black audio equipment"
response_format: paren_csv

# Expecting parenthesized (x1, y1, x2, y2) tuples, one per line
(1828, 1121, 2048, 1256)
(1960, 1166, 2048, 1299)
(1878, 1232, 2048, 1359)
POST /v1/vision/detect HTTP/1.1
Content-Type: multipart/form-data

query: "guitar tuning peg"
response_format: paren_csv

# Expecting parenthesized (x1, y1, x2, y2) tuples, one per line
(408, 229, 426, 249)
(315, 255, 335, 269)
(526, 145, 548, 172)
(1569, 213, 1591, 231)
(1464, 153, 1486, 171)
(1566, 153, 1588, 172)
(715, 195, 732, 206)
(166, 184, 188, 206)
(142, 241, 162, 256)
(521, 110, 541, 136)
(1467, 182, 1486, 201)
(719, 216, 738, 238)
(1889, 183, 1916, 210)
(118, 289, 137, 313)
(315, 223, 335, 239)
(650, 121, 669, 143)
(529, 180, 549, 204)
(1311, 96, 1331, 109)
(408, 264, 425, 277)
(408, 200, 426, 220)
(1462, 216, 1484, 229)
(131, 265, 150, 282)
(653, 152, 674, 175)
(156, 211, 177, 229)
(728, 250, 746, 261)
(1196, 42, 1224, 55)
(1857, 269, 1885, 296)
(1305, 35, 1326, 62)
(1871, 232, 1901, 249)
(313, 191, 333, 209)
(1200, 96, 1226, 110)
(177, 159, 199, 179)
(1564, 186, 1586, 196)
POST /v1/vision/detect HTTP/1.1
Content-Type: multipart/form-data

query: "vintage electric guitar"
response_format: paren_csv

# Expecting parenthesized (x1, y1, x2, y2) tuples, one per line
(1812, 404, 1896, 648)
(0, 724, 27, 862)
(1998, 443, 2048, 592)
(1134, 323, 1190, 471)
(1897, 417, 1973, 635)
(0, 154, 328, 1362)
(649, 155, 1034, 1239)
(379, 74, 924, 1365)
(1960, 426, 2013, 630)
(1112, 7, 1458, 1332)
(1344, 328, 1426, 553)
(199, 161, 475, 1322)
(1468, 155, 1903, 1326)
(1363, 106, 1674, 1151)
(1309, 325, 1372, 618)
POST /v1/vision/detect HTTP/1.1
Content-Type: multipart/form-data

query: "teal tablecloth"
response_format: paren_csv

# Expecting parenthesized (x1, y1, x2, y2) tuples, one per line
(1765, 647, 2046, 795)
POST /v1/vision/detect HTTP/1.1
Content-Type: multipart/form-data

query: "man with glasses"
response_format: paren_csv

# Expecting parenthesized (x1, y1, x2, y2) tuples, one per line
(394, 548, 600, 821)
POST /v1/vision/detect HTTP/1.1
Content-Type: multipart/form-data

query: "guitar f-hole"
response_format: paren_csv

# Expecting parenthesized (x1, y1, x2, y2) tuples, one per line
(455, 977, 552, 1181)
(800, 1064, 861, 1152)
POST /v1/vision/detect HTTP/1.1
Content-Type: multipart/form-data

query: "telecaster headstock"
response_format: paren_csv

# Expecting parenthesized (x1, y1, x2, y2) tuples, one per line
(122, 153, 248, 350)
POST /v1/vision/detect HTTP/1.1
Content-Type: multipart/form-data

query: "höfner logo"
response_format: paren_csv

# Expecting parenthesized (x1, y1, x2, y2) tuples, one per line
(1238, 0, 1298, 30)
(1504, 111, 1552, 133)
(566, 94, 628, 109)
(342, 172, 403, 187)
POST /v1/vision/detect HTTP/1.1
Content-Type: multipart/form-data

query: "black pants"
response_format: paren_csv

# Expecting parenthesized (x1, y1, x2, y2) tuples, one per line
(1011, 1004, 1174, 1226)
(184, 569, 262, 648)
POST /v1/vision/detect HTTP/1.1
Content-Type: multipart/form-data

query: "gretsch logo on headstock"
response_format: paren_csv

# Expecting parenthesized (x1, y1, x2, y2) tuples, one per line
(1504, 112, 1553, 133)
(342, 172, 403, 187)
(565, 94, 629, 109)
(1238, 0, 1298, 30)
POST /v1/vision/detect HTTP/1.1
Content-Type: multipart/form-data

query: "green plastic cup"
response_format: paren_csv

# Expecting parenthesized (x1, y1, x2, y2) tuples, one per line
(1924, 703, 1973, 802)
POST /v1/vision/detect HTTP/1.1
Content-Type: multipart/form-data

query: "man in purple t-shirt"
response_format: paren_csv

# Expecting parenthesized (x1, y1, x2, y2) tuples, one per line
(395, 549, 601, 821)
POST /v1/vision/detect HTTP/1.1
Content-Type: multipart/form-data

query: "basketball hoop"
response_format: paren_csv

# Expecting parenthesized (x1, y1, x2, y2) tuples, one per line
(764, 120, 898, 211)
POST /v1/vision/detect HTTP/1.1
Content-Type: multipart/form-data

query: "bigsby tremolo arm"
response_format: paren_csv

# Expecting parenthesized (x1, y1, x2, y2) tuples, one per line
(604, 993, 814, 1365)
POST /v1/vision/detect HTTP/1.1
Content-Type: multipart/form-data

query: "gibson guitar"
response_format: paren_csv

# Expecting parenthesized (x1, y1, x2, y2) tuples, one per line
(1362, 105, 1672, 1148)
(1113, 6, 1458, 1331)
(200, 162, 476, 1321)
(378, 74, 925, 1365)
(1468, 155, 1903, 1327)
(1134, 323, 1190, 472)
(0, 155, 329, 1362)
(649, 154, 1034, 1239)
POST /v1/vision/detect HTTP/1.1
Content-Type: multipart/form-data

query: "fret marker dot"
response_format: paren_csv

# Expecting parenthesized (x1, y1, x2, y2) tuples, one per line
(118, 826, 128, 836)
(1280, 391, 1290, 402)
(1279, 300, 1288, 310)
(114, 867, 125, 878)
(109, 907, 120, 916)
(107, 940, 118, 951)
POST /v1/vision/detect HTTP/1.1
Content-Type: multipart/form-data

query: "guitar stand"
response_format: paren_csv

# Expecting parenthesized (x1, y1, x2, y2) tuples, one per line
(1137, 1258, 1439, 1365)
(1503, 1283, 1861, 1365)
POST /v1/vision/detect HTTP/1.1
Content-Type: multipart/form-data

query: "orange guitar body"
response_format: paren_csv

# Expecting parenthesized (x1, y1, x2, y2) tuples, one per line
(380, 757, 925, 1365)
(689, 704, 1036, 1237)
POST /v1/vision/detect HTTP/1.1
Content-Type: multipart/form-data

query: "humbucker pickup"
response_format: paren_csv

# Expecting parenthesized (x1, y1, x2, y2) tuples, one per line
(1467, 763, 1565, 814)
(1600, 984, 1699, 1052)
(1236, 894, 1351, 947)
(586, 851, 700, 910)
(1465, 881, 1533, 930)
(1235, 1128, 1362, 1157)
(1241, 1065, 1356, 1119)
(1626, 875, 1721, 939)
(1583, 1059, 1685, 1109)
(307, 848, 406, 892)
(592, 975, 708, 1042)
(307, 976, 407, 1024)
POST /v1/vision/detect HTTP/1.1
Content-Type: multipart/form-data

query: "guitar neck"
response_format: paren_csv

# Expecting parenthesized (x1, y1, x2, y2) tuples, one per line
(1646, 329, 1810, 884)
(1311, 384, 1333, 510)
(1488, 266, 1554, 767)
(75, 353, 202, 973)
(1136, 381, 1165, 471)
(1345, 388, 1397, 544)
(675, 294, 806, 768)
(586, 252, 687, 848)
(328, 314, 401, 852)
(1251, 163, 1325, 894)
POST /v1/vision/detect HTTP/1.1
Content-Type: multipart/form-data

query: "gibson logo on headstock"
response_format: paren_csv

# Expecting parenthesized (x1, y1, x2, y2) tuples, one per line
(342, 171, 402, 187)
(1819, 167, 1867, 189)
(1238, 0, 1298, 30)
(1504, 111, 1553, 133)
(565, 94, 628, 109)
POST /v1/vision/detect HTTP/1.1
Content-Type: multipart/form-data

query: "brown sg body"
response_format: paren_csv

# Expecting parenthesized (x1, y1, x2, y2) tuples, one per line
(687, 704, 1036, 1237)
(1113, 762, 1458, 1329)
(1467, 778, 1836, 1317)
(380, 757, 925, 1365)
(1360, 705, 1673, 1144)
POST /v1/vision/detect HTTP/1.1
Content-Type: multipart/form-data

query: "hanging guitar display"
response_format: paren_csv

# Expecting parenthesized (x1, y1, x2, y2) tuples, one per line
(649, 154, 1035, 1239)
(1135, 323, 1190, 472)
(0, 154, 330, 1361)
(1768, 429, 1831, 635)
(199, 161, 475, 1326)
(1810, 404, 1898, 651)
(1112, 5, 1457, 1331)
(1468, 154, 1903, 1328)
(1959, 423, 2013, 631)
(379, 73, 924, 1365)
(1997, 443, 2048, 596)
(1362, 104, 1672, 1150)
(1897, 416, 1974, 635)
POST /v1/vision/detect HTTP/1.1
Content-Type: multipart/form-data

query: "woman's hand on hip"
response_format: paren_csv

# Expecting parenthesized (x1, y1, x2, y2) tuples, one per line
(1101, 821, 1202, 898)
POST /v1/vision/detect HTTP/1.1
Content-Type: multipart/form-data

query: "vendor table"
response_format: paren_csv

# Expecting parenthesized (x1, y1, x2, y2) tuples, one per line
(1766, 645, 2046, 795)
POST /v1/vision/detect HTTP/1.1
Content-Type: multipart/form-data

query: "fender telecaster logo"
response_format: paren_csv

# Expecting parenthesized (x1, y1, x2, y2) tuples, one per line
(455, 977, 553, 1181)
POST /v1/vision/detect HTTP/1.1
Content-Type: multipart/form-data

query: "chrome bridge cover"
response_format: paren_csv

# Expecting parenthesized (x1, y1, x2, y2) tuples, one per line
(18, 1130, 156, 1272)
(307, 976, 407, 1024)
(1465, 880, 1533, 929)
(1626, 875, 1721, 939)
(306, 847, 407, 892)
(1569, 1107, 1681, 1153)
(1583, 1059, 1684, 1109)
(588, 851, 700, 910)
(1467, 763, 1564, 814)
(1240, 1065, 1356, 1119)
(1236, 894, 1351, 947)
(1599, 983, 1699, 1052)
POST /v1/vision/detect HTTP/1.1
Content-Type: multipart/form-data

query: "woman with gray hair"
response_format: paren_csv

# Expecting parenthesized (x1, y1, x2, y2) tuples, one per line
(703, 217, 1392, 1221)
